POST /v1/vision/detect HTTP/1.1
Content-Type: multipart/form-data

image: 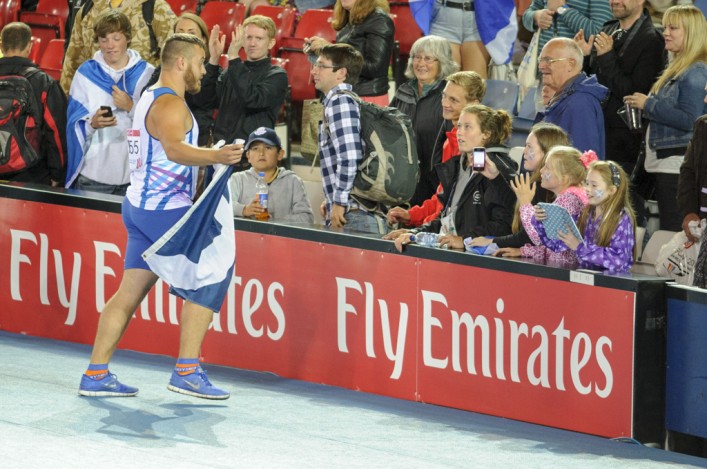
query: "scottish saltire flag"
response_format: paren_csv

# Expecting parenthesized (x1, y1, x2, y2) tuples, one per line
(409, 0, 434, 35)
(142, 164, 236, 313)
(476, 0, 518, 65)
(65, 50, 153, 187)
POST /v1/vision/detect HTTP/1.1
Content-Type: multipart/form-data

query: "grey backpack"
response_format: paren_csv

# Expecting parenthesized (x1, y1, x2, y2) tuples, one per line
(332, 90, 419, 206)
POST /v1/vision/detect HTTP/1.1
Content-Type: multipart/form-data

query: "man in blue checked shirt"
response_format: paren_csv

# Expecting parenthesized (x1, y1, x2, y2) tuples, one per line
(311, 44, 388, 235)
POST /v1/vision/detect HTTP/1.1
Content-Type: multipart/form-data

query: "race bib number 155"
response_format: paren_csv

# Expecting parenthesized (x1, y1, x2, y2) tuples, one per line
(127, 129, 142, 170)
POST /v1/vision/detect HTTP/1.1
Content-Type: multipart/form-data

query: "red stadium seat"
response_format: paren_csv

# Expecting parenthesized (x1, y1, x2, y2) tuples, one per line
(29, 36, 42, 64)
(38, 38, 64, 81)
(293, 8, 334, 41)
(199, 1, 246, 51)
(389, 2, 423, 87)
(277, 37, 315, 103)
(19, 0, 69, 61)
(0, 0, 22, 29)
(165, 0, 198, 15)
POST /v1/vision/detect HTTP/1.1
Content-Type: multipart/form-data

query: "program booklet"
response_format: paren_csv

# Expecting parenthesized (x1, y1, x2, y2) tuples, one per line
(538, 202, 583, 242)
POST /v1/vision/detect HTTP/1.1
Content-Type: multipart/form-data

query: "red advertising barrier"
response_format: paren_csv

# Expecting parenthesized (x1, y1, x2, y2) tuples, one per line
(0, 198, 636, 438)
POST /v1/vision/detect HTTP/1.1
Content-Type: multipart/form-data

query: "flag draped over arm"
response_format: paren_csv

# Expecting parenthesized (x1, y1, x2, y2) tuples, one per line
(476, 0, 518, 65)
(142, 164, 236, 313)
(65, 57, 150, 187)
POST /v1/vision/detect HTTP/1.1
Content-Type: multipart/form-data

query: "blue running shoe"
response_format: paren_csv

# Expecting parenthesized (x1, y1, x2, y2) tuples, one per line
(78, 373, 138, 397)
(167, 367, 230, 400)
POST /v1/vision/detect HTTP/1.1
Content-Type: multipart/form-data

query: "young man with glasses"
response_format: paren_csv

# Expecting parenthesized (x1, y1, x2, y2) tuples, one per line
(573, 0, 666, 175)
(311, 43, 387, 234)
(538, 37, 608, 159)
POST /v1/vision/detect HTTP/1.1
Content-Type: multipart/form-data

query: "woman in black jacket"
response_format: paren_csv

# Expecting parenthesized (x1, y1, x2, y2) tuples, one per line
(390, 35, 459, 205)
(305, 0, 394, 103)
(394, 104, 518, 251)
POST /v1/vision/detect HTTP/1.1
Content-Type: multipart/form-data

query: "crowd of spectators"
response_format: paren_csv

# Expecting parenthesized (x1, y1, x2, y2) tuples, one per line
(1, 0, 707, 281)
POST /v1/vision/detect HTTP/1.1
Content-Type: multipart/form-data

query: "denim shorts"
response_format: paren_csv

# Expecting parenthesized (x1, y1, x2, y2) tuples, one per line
(429, 0, 481, 44)
(122, 198, 190, 270)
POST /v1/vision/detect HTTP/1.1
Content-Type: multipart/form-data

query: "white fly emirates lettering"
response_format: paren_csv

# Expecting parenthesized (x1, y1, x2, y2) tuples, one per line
(333, 276, 614, 398)
(8, 229, 287, 341)
(421, 291, 614, 399)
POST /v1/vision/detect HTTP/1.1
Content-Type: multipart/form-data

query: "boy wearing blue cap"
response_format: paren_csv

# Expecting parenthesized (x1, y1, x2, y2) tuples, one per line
(229, 127, 314, 223)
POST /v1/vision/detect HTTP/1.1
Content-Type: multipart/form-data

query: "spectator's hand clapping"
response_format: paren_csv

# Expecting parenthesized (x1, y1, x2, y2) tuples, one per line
(593, 32, 614, 57)
(228, 25, 244, 60)
(573, 30, 594, 56)
(209, 24, 225, 65)
(510, 173, 536, 207)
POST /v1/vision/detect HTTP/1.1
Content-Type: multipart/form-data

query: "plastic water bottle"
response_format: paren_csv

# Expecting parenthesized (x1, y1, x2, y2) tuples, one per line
(410, 232, 440, 247)
(255, 172, 269, 221)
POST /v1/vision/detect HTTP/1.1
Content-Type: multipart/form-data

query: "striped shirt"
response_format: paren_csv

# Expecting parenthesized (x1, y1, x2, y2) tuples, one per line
(125, 87, 199, 211)
(318, 83, 362, 222)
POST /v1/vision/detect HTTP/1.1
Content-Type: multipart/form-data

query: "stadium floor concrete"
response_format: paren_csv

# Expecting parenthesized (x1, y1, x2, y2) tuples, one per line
(1, 331, 704, 468)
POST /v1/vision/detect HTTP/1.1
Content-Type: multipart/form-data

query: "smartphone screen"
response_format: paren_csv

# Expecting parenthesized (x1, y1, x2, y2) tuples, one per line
(100, 106, 113, 118)
(472, 147, 486, 171)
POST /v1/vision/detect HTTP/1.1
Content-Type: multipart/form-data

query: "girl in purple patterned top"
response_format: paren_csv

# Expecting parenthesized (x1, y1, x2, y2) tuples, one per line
(541, 161, 637, 273)
(496, 146, 591, 266)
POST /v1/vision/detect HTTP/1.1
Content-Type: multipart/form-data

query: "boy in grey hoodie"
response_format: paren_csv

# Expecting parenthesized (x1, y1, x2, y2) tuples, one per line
(229, 127, 314, 224)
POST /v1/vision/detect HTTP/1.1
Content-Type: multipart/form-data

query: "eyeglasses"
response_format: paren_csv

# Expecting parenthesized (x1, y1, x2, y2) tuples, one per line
(312, 63, 338, 70)
(412, 55, 438, 64)
(538, 57, 570, 65)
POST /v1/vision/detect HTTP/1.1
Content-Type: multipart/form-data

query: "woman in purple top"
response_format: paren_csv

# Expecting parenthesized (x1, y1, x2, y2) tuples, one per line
(536, 160, 637, 273)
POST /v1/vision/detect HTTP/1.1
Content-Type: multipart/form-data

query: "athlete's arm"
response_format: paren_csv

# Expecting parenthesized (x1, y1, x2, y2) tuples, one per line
(146, 93, 243, 166)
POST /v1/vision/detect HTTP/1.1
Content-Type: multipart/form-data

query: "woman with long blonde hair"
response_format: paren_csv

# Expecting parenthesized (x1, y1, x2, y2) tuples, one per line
(624, 4, 707, 231)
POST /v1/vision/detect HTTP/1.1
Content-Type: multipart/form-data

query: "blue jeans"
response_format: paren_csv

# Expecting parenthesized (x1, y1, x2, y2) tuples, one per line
(343, 209, 388, 235)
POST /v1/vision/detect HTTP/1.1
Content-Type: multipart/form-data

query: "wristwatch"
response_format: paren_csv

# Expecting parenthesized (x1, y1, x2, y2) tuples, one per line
(557, 5, 570, 15)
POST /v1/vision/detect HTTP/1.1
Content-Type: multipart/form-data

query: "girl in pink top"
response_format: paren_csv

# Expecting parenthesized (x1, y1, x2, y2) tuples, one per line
(496, 146, 597, 266)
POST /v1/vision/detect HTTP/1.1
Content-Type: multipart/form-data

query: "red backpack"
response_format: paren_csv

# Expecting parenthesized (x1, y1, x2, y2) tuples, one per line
(0, 68, 43, 176)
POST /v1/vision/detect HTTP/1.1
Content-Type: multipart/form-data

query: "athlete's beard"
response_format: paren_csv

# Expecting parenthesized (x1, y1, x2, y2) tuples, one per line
(185, 64, 201, 95)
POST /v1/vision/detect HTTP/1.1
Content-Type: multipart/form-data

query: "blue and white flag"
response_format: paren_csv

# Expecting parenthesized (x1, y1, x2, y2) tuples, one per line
(142, 164, 236, 313)
(409, 0, 434, 35)
(65, 50, 152, 188)
(476, 0, 517, 65)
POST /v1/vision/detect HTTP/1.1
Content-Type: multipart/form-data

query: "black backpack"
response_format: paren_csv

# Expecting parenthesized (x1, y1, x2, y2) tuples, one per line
(0, 68, 43, 176)
(330, 90, 419, 206)
(65, 0, 159, 60)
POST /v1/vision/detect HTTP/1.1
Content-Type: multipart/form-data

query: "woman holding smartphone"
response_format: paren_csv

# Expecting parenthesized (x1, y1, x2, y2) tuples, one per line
(394, 104, 517, 251)
(65, 11, 154, 195)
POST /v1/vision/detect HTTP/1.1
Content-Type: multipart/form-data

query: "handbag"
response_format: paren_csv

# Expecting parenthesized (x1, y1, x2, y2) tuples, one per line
(655, 230, 703, 286)
(516, 31, 540, 105)
(300, 98, 323, 164)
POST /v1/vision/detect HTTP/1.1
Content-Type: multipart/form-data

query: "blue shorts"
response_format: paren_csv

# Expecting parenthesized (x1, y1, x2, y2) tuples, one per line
(122, 198, 190, 270)
(430, 0, 481, 44)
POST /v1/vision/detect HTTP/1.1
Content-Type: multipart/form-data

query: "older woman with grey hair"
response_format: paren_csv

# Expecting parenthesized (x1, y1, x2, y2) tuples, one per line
(391, 35, 459, 205)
